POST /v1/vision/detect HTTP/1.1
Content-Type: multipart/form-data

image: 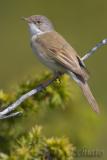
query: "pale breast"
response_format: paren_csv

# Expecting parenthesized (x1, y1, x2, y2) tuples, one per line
(31, 35, 64, 71)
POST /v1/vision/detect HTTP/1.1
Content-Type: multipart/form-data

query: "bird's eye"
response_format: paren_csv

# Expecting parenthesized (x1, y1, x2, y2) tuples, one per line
(36, 20, 41, 24)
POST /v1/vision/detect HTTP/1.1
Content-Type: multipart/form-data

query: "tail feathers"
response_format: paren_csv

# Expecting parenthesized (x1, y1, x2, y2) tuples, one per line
(68, 71, 100, 113)
(79, 82, 100, 113)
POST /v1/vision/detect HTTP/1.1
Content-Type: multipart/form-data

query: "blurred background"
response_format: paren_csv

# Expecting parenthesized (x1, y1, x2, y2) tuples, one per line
(0, 0, 107, 159)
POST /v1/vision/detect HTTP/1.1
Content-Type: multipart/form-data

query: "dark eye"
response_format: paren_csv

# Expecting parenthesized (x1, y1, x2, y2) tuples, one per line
(36, 20, 41, 24)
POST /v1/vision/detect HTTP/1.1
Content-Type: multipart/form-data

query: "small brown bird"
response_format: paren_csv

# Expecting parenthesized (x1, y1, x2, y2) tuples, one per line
(23, 15, 99, 113)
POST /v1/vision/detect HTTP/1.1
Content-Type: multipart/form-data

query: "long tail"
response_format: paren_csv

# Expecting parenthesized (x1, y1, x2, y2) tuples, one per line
(68, 71, 100, 113)
(79, 82, 100, 113)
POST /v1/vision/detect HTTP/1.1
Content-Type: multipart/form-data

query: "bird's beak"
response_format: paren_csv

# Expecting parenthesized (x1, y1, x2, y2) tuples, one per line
(21, 17, 29, 22)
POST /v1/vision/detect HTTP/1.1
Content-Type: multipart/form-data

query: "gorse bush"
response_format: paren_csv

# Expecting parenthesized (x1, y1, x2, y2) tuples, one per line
(0, 72, 75, 159)
(0, 125, 75, 160)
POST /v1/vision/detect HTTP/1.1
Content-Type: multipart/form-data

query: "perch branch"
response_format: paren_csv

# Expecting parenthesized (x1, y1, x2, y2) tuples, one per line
(82, 38, 107, 61)
(0, 38, 107, 119)
(0, 72, 62, 119)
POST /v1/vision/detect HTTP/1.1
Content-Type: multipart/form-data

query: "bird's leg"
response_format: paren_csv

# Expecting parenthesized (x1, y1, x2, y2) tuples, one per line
(53, 71, 64, 84)
(82, 38, 107, 61)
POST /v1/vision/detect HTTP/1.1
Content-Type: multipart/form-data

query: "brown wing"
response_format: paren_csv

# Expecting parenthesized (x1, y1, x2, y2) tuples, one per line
(36, 31, 89, 80)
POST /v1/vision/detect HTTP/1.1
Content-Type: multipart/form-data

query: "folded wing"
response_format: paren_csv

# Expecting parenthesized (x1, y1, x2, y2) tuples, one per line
(36, 31, 89, 80)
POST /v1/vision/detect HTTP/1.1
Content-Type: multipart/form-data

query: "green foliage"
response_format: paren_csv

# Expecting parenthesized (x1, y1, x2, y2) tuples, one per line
(0, 72, 75, 159)
(16, 72, 71, 109)
(0, 72, 103, 159)
(0, 125, 74, 160)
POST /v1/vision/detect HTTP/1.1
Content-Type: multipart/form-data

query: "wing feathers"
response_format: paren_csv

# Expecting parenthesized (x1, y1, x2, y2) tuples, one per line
(36, 31, 89, 80)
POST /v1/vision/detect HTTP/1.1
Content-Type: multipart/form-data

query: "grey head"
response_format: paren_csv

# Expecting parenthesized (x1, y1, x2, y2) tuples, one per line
(22, 15, 54, 36)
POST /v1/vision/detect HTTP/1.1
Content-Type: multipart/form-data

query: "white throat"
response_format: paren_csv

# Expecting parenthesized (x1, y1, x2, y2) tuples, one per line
(28, 23, 43, 37)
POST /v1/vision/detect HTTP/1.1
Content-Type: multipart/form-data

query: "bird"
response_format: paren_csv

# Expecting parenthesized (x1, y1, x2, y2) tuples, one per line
(22, 15, 99, 113)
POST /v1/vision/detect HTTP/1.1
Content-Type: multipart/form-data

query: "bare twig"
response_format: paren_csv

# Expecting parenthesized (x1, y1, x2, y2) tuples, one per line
(0, 111, 22, 119)
(0, 38, 107, 119)
(0, 72, 62, 119)
(82, 38, 107, 61)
